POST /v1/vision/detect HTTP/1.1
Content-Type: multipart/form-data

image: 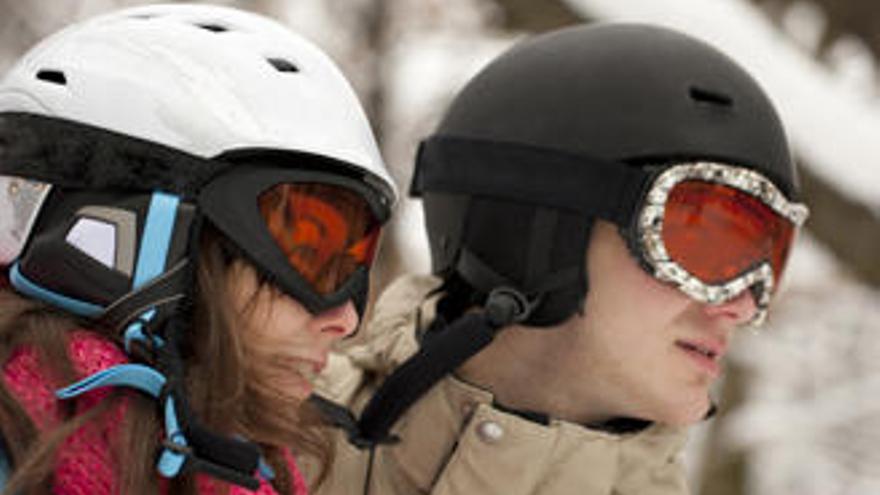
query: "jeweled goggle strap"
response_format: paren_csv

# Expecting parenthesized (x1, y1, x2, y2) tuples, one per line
(637, 162, 809, 326)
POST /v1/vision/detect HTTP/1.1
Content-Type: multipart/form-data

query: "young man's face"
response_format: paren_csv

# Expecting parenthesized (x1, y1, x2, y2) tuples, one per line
(572, 220, 757, 426)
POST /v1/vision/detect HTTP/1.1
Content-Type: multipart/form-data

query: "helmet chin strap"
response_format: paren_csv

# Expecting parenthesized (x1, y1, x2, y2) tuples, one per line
(156, 310, 267, 488)
(313, 282, 540, 449)
(55, 311, 268, 489)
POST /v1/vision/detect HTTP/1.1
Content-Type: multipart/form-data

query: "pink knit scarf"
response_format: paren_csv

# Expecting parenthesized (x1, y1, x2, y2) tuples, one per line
(2, 330, 309, 494)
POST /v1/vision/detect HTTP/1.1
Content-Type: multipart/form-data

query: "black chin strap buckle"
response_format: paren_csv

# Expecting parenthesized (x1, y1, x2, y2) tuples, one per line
(308, 395, 400, 449)
(485, 287, 539, 327)
(324, 287, 538, 451)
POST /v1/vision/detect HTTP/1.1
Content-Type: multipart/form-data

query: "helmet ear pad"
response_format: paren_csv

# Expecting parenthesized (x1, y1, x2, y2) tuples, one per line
(12, 187, 195, 320)
(423, 192, 592, 327)
(15, 189, 149, 307)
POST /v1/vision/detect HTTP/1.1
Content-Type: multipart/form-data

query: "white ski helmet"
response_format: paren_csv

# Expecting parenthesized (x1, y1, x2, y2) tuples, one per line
(0, 3, 393, 185)
(0, 5, 396, 486)
(0, 3, 396, 317)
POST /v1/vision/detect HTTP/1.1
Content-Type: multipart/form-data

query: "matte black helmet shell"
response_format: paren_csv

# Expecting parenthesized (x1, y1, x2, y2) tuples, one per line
(436, 23, 797, 193)
(416, 23, 800, 325)
(437, 23, 797, 194)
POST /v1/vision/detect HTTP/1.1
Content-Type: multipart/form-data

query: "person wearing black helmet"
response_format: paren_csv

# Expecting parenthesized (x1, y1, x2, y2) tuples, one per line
(314, 22, 808, 495)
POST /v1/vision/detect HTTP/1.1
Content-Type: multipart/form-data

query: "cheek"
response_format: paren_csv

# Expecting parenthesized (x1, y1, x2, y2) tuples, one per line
(631, 271, 693, 323)
(586, 226, 692, 329)
(588, 257, 691, 333)
(251, 294, 314, 345)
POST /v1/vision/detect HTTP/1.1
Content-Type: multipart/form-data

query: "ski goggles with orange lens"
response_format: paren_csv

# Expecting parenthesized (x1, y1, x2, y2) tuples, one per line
(631, 162, 809, 325)
(200, 166, 390, 316)
(258, 183, 381, 295)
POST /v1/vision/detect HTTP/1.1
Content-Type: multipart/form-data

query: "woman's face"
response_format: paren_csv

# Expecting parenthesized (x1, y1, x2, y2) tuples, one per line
(569, 220, 757, 425)
(226, 261, 359, 401)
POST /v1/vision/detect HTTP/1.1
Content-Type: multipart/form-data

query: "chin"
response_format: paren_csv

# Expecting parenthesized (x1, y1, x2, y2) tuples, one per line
(650, 394, 712, 427)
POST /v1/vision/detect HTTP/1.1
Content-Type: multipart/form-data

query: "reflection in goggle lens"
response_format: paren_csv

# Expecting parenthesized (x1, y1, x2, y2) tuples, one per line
(259, 183, 380, 295)
(661, 180, 795, 287)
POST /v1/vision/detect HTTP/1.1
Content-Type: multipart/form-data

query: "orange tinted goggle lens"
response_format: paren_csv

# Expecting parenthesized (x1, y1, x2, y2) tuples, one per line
(258, 183, 380, 295)
(661, 181, 795, 286)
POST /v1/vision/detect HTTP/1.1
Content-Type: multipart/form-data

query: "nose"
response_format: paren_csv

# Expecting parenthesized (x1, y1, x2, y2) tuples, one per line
(313, 300, 360, 339)
(703, 289, 757, 325)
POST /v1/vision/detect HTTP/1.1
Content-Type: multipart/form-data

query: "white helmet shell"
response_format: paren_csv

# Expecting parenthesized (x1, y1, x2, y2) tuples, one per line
(0, 3, 396, 198)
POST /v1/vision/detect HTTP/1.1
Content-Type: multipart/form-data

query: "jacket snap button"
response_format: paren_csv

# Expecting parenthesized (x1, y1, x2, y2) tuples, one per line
(476, 420, 504, 443)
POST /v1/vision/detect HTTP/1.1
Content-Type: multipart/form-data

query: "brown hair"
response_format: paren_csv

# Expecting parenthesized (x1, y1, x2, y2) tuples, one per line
(0, 224, 331, 494)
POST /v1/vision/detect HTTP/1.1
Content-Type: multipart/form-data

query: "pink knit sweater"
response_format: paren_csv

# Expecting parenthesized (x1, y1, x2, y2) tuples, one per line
(2, 330, 309, 494)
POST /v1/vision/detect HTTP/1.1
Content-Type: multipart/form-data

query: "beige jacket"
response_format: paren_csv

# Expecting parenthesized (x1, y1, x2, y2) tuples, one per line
(314, 275, 691, 495)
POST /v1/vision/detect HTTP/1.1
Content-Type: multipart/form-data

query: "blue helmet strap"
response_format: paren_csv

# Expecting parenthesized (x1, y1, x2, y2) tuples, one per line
(54, 361, 266, 490)
(52, 193, 268, 490)
(98, 259, 189, 351)
(53, 364, 195, 476)
(156, 314, 265, 489)
(121, 192, 178, 353)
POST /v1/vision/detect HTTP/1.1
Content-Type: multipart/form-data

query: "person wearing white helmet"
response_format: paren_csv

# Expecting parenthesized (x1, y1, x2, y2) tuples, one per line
(0, 4, 396, 494)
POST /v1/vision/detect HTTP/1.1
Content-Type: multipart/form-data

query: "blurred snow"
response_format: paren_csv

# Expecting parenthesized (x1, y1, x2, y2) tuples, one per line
(780, 2, 826, 54)
(381, 30, 516, 273)
(565, 0, 880, 215)
(725, 232, 880, 494)
(826, 35, 878, 99)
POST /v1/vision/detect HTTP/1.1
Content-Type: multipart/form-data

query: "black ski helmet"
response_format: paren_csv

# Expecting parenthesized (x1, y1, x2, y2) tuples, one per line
(350, 22, 804, 447)
(412, 22, 800, 325)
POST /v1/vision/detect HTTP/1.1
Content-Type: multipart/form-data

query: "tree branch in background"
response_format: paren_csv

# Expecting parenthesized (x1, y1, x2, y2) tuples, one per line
(492, 0, 585, 31)
(751, 0, 880, 61)
(360, 0, 390, 147)
(799, 160, 880, 286)
(0, 0, 41, 70)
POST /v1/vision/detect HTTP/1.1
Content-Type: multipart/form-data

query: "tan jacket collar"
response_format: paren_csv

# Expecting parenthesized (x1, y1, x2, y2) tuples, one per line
(388, 369, 689, 492)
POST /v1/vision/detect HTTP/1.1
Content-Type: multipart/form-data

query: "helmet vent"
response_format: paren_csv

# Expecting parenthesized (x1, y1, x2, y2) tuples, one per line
(36, 70, 67, 86)
(267, 58, 299, 73)
(688, 86, 733, 107)
(196, 23, 230, 33)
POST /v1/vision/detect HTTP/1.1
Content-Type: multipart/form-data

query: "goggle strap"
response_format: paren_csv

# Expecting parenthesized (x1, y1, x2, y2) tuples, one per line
(413, 136, 650, 224)
(0, 112, 225, 197)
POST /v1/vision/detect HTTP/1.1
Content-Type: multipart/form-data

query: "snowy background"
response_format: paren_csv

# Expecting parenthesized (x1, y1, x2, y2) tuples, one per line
(1, 0, 878, 493)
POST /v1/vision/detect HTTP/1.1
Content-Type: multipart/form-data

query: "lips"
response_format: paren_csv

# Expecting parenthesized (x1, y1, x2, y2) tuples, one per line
(677, 341, 718, 359)
(675, 338, 726, 377)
